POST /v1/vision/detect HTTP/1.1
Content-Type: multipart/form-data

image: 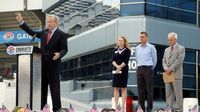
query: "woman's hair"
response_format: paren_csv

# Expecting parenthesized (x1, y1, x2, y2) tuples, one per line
(116, 36, 130, 49)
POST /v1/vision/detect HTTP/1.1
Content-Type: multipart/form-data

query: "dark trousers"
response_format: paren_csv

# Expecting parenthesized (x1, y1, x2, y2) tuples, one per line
(41, 61, 61, 112)
(137, 67, 154, 112)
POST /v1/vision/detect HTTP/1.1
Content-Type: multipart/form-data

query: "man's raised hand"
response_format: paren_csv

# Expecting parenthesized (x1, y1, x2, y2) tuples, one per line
(15, 12, 23, 23)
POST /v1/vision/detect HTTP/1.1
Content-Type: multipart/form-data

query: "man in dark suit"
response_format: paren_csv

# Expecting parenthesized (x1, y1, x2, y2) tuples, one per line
(16, 12, 68, 112)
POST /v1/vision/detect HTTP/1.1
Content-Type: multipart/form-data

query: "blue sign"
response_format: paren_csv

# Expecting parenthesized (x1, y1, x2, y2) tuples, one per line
(0, 30, 40, 43)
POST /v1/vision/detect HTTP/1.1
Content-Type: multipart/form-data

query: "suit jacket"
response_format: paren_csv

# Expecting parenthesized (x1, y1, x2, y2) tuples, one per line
(20, 23, 68, 63)
(162, 43, 185, 79)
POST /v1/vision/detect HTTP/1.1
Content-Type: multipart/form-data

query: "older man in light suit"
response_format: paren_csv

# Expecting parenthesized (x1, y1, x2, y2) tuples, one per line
(162, 32, 185, 112)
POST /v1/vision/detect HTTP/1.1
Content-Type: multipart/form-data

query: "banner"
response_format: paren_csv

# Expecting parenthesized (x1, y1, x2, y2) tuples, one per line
(7, 46, 33, 55)
(0, 30, 40, 43)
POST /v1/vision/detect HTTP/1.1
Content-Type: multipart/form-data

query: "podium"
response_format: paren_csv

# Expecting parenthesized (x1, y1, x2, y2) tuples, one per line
(13, 46, 42, 111)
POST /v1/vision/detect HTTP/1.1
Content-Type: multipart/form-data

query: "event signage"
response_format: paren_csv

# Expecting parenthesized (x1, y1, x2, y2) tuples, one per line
(0, 30, 40, 43)
(7, 46, 33, 55)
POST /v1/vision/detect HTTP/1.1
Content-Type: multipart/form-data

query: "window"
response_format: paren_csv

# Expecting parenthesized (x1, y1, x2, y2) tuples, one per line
(183, 63, 196, 76)
(199, 14, 200, 27)
(120, 0, 197, 25)
(182, 11, 196, 24)
(167, 8, 182, 22)
(167, 0, 181, 8)
(147, 0, 167, 5)
(182, 0, 196, 11)
(185, 49, 196, 63)
(198, 51, 200, 64)
(61, 48, 114, 81)
(121, 0, 144, 3)
(146, 4, 167, 19)
(199, 1, 200, 12)
(183, 90, 196, 97)
(94, 64, 101, 75)
(120, 4, 144, 16)
(184, 75, 196, 89)
(154, 88, 165, 100)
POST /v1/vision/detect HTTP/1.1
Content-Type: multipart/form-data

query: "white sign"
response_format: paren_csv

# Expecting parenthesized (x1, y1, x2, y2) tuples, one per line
(128, 44, 138, 73)
(128, 59, 137, 73)
(7, 46, 33, 55)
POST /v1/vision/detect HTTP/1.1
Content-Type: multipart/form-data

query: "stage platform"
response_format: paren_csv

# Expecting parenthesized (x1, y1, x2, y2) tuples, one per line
(1, 80, 198, 112)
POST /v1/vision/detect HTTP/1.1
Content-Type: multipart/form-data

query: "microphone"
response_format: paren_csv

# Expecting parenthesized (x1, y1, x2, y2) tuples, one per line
(29, 34, 37, 43)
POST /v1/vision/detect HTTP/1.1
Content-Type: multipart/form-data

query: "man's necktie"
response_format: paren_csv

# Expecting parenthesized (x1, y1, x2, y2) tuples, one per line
(46, 30, 52, 45)
(170, 46, 173, 54)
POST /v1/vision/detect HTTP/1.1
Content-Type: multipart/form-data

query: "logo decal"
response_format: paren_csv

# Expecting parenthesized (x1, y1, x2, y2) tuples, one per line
(3, 32, 14, 42)
(7, 46, 16, 55)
